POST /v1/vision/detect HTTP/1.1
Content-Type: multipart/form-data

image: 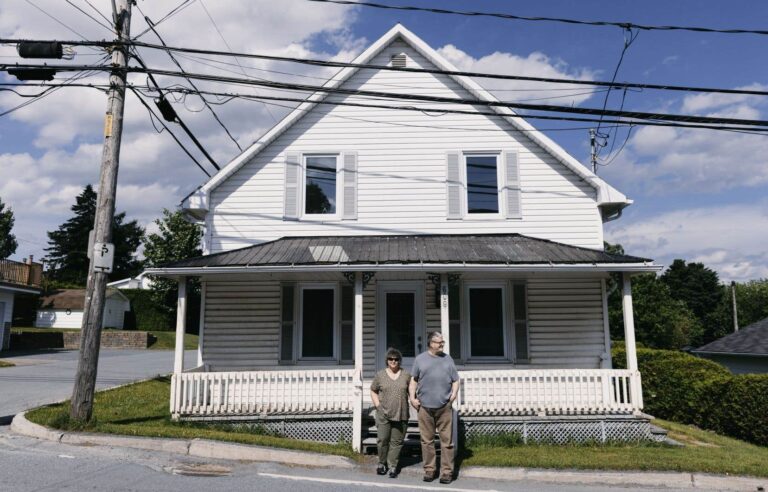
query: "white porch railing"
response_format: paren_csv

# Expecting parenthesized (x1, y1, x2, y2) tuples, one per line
(171, 369, 357, 417)
(171, 368, 642, 418)
(457, 369, 643, 416)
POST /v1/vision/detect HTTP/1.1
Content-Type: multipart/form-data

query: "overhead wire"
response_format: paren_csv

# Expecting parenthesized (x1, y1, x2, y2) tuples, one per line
(133, 0, 197, 40)
(304, 0, 768, 36)
(22, 0, 101, 51)
(64, 0, 114, 34)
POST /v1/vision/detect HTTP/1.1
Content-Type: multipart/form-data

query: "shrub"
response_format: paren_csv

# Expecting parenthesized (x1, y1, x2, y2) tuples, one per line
(120, 289, 172, 331)
(613, 345, 768, 446)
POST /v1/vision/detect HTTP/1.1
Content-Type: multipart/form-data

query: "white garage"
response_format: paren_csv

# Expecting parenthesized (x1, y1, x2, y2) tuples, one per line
(35, 288, 131, 329)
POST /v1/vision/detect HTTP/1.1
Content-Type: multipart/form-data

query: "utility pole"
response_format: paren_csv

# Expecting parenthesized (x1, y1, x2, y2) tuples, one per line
(70, 0, 132, 422)
(731, 281, 739, 332)
(589, 128, 598, 174)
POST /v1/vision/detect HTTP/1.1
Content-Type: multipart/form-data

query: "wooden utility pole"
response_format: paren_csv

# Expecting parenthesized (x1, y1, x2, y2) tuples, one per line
(731, 281, 739, 332)
(70, 0, 132, 421)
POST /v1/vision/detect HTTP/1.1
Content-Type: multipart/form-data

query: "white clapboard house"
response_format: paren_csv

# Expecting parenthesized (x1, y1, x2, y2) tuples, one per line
(145, 25, 661, 451)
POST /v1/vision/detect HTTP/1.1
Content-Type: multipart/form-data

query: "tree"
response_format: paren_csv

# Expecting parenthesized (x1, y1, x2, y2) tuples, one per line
(734, 279, 768, 328)
(661, 259, 729, 344)
(0, 196, 18, 259)
(44, 185, 144, 285)
(143, 209, 203, 329)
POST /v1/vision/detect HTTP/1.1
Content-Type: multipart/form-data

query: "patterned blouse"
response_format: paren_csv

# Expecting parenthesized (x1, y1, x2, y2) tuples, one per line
(370, 369, 412, 421)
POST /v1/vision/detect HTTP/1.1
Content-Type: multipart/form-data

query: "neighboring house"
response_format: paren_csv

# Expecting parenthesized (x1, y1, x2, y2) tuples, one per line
(0, 257, 43, 350)
(35, 289, 131, 330)
(108, 273, 154, 290)
(691, 318, 768, 374)
(145, 24, 661, 450)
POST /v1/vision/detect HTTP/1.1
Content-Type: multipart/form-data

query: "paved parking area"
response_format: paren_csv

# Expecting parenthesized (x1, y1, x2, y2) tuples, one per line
(0, 349, 195, 420)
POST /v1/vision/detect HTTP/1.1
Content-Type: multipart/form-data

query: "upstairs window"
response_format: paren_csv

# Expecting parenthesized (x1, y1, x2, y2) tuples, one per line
(304, 155, 338, 215)
(465, 154, 499, 214)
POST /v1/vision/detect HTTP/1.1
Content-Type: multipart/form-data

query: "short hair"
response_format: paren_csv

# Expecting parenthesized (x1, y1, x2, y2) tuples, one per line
(427, 331, 443, 342)
(385, 347, 403, 361)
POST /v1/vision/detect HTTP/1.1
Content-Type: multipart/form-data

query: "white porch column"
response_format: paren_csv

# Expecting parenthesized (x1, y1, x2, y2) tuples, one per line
(174, 277, 187, 375)
(352, 272, 364, 452)
(621, 273, 638, 372)
(440, 274, 450, 355)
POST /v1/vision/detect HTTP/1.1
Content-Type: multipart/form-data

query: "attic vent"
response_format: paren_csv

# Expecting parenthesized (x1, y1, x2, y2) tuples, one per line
(390, 53, 407, 68)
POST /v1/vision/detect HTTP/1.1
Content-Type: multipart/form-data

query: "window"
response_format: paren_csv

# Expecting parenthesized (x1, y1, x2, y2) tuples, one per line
(467, 286, 506, 358)
(465, 154, 499, 214)
(304, 155, 338, 215)
(299, 286, 337, 359)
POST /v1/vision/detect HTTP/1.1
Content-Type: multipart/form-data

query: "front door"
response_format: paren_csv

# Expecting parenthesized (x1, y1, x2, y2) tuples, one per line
(377, 282, 424, 370)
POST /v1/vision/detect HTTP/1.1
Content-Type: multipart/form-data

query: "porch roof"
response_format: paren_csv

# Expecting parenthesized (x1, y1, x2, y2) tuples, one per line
(147, 234, 658, 275)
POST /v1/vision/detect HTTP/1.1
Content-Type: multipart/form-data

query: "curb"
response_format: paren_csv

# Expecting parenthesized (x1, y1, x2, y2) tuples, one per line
(10, 412, 355, 469)
(10, 413, 766, 490)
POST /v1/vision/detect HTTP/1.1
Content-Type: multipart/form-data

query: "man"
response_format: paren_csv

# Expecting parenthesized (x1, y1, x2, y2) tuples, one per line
(409, 331, 460, 484)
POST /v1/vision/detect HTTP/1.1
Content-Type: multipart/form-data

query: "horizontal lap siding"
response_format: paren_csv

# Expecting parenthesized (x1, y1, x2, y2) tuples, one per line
(202, 280, 281, 370)
(526, 278, 606, 369)
(209, 40, 602, 252)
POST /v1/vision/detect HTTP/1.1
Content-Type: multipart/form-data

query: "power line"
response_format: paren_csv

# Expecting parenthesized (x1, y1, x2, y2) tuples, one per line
(5, 63, 768, 129)
(64, 0, 114, 34)
(22, 0, 100, 51)
(128, 86, 211, 177)
(305, 0, 768, 36)
(133, 0, 196, 40)
(4, 37, 768, 99)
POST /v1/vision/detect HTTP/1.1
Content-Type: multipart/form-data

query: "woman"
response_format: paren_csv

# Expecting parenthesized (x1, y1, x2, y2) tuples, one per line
(370, 347, 411, 478)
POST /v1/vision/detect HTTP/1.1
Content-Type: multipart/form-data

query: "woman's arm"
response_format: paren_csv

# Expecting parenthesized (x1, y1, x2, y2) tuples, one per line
(370, 389, 380, 408)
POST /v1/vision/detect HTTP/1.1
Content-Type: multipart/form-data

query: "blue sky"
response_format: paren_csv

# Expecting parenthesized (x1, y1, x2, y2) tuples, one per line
(1, 1, 767, 280)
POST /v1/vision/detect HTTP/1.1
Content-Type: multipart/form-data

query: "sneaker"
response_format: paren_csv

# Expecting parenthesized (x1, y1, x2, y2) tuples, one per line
(439, 475, 452, 484)
(423, 474, 436, 482)
(388, 468, 399, 478)
(376, 464, 387, 475)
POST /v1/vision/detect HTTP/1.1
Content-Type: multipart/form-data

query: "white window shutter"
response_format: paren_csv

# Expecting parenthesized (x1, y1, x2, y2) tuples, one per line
(283, 152, 300, 220)
(504, 150, 522, 219)
(342, 152, 358, 220)
(446, 151, 462, 219)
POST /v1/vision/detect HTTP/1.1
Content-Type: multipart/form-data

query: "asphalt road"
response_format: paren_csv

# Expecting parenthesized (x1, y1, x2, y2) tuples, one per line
(0, 348, 196, 421)
(0, 425, 692, 492)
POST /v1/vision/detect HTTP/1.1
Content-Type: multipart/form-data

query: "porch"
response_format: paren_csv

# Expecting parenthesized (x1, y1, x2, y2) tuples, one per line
(146, 234, 658, 450)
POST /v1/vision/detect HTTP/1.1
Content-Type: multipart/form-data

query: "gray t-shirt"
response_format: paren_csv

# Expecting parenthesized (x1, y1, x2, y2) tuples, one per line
(411, 351, 459, 409)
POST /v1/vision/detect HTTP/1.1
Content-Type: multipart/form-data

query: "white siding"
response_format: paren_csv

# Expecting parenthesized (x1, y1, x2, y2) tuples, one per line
(208, 39, 603, 253)
(35, 309, 83, 329)
(103, 297, 129, 329)
(200, 273, 608, 373)
(0, 290, 13, 350)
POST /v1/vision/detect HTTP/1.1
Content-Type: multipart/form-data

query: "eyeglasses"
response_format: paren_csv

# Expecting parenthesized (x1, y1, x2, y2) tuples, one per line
(430, 340, 445, 345)
(387, 357, 401, 362)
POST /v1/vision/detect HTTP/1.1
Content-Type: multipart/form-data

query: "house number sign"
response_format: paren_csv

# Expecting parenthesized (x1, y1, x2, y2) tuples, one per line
(93, 242, 114, 273)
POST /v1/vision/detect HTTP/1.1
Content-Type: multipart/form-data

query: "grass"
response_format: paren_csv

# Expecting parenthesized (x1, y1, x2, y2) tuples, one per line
(25, 377, 358, 460)
(0, 360, 14, 368)
(10, 327, 199, 350)
(461, 420, 768, 477)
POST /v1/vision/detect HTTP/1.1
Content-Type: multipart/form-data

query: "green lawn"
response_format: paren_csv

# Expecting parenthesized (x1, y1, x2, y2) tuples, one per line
(10, 327, 198, 351)
(0, 360, 14, 368)
(26, 377, 358, 459)
(25, 377, 768, 476)
(461, 420, 768, 477)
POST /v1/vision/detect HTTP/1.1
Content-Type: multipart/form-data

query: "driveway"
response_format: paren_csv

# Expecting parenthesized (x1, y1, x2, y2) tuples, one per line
(0, 349, 196, 420)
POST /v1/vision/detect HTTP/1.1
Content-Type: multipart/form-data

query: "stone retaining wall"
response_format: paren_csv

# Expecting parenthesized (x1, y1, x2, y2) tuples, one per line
(63, 331, 152, 349)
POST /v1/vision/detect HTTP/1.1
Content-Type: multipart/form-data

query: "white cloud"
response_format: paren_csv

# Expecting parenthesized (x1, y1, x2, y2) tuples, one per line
(437, 45, 598, 106)
(606, 203, 768, 282)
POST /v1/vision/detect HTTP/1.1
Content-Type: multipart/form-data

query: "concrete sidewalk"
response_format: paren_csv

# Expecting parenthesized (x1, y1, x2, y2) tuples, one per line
(10, 412, 767, 491)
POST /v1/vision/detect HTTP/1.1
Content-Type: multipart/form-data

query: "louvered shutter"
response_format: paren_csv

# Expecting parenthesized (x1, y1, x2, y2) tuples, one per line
(446, 151, 462, 219)
(283, 152, 300, 220)
(279, 285, 296, 364)
(504, 150, 522, 219)
(342, 152, 358, 220)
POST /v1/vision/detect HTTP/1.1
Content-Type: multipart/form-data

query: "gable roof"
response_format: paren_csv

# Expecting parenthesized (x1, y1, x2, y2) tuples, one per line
(182, 24, 630, 218)
(39, 288, 129, 310)
(146, 233, 658, 274)
(692, 317, 768, 356)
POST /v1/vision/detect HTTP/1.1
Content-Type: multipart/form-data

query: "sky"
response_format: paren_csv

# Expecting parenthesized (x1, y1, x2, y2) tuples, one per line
(1, 0, 767, 281)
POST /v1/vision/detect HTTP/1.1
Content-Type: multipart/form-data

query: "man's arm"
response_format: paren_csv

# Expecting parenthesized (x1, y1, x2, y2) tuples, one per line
(449, 379, 460, 403)
(409, 377, 420, 409)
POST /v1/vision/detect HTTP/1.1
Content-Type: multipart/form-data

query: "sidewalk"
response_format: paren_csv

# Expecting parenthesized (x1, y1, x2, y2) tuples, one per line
(11, 412, 767, 491)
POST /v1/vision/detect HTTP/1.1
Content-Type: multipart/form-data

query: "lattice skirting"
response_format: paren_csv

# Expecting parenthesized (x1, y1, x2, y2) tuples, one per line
(181, 414, 353, 444)
(461, 415, 663, 444)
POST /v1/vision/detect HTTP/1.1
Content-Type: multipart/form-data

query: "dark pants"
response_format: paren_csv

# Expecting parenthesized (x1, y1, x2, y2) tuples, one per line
(376, 413, 407, 469)
(417, 402, 454, 478)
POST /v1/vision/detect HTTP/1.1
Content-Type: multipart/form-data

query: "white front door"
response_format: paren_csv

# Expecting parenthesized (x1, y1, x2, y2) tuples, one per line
(377, 281, 425, 371)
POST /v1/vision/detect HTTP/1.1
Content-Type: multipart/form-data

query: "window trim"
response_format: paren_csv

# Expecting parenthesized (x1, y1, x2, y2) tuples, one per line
(297, 282, 340, 362)
(302, 153, 342, 220)
(462, 152, 504, 219)
(463, 280, 512, 362)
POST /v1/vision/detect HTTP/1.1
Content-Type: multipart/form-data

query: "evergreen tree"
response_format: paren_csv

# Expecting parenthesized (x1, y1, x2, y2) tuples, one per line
(44, 185, 144, 285)
(143, 209, 203, 328)
(0, 196, 18, 259)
